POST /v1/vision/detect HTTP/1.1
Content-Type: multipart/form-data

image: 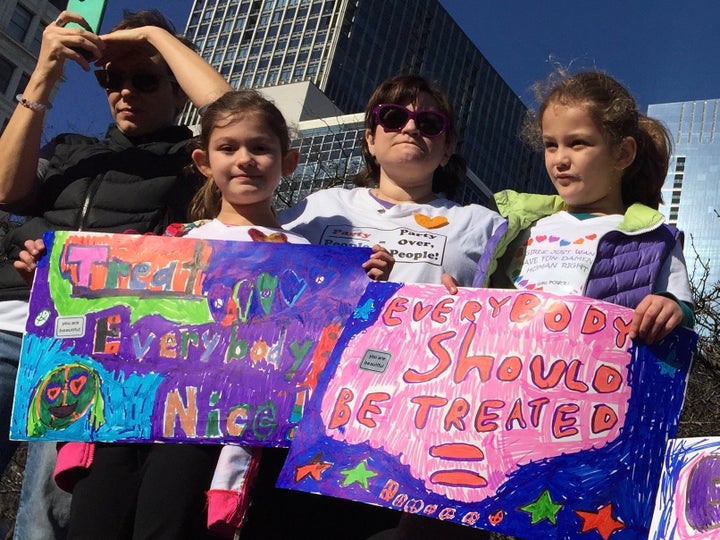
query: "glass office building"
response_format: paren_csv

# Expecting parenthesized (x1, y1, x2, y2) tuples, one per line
(180, 0, 547, 204)
(649, 99, 720, 287)
(276, 112, 362, 209)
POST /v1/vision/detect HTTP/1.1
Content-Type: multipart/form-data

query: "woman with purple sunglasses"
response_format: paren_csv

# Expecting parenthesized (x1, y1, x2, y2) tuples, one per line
(280, 74, 505, 288)
(238, 75, 504, 539)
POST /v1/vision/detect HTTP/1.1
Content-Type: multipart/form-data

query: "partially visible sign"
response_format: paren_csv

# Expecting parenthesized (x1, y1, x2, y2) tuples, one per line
(650, 437, 720, 539)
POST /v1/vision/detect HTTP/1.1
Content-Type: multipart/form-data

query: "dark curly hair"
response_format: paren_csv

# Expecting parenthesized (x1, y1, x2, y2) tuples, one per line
(110, 9, 195, 50)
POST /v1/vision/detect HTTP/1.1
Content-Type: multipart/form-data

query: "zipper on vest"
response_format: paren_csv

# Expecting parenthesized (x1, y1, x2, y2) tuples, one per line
(76, 175, 103, 231)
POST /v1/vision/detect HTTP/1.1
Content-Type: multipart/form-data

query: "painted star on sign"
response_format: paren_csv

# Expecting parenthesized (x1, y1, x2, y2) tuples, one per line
(519, 489, 563, 525)
(339, 460, 378, 489)
(575, 503, 625, 540)
(294, 453, 332, 482)
(354, 299, 375, 321)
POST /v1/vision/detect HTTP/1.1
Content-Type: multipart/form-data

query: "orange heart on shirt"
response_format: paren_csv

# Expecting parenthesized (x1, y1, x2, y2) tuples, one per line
(248, 228, 289, 243)
(414, 214, 449, 229)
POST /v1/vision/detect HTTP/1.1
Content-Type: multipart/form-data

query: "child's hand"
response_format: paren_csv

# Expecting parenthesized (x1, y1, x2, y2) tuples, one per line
(13, 238, 46, 284)
(629, 294, 683, 344)
(441, 273, 460, 295)
(362, 245, 394, 281)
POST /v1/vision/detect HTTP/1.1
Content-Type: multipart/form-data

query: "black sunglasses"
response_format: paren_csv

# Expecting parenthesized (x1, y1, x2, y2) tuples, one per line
(373, 104, 449, 138)
(94, 69, 175, 93)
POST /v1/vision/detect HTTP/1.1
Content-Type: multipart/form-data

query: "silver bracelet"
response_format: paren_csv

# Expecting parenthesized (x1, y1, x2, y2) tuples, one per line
(16, 94, 52, 112)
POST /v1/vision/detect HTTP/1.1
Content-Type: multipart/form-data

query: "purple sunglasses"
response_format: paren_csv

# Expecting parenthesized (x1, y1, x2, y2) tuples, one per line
(373, 104, 449, 138)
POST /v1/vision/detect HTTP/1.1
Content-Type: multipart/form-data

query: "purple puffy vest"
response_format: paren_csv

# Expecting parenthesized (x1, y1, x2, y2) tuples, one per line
(584, 224, 681, 308)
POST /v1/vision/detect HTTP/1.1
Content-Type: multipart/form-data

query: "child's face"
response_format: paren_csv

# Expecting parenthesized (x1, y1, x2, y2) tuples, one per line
(365, 92, 453, 189)
(541, 102, 634, 215)
(193, 112, 297, 209)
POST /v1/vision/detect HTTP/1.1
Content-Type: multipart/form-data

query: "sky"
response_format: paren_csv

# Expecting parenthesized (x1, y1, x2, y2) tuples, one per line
(42, 0, 720, 141)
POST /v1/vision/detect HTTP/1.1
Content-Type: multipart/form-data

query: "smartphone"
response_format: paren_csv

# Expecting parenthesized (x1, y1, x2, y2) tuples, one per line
(65, 0, 108, 34)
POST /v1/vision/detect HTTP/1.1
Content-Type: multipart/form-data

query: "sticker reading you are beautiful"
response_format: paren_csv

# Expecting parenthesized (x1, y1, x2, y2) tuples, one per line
(279, 282, 697, 539)
(11, 230, 372, 447)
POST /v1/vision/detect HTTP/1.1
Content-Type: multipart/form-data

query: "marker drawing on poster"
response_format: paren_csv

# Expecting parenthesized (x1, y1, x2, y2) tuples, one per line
(11, 231, 371, 447)
(278, 282, 697, 539)
(650, 437, 720, 539)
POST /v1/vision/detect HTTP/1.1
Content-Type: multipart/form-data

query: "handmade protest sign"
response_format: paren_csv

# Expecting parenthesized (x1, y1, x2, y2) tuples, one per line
(650, 437, 720, 539)
(278, 282, 697, 539)
(11, 231, 371, 446)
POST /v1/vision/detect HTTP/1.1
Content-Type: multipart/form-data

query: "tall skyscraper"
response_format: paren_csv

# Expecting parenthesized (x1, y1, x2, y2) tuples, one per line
(0, 0, 65, 132)
(649, 99, 720, 287)
(180, 0, 547, 205)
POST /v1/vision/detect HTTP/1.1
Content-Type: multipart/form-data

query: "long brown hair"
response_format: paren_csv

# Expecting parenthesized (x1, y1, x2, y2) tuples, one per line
(525, 71, 671, 209)
(188, 90, 291, 220)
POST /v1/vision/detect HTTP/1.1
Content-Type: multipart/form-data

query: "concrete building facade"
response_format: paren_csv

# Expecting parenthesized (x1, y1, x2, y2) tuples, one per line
(0, 0, 65, 132)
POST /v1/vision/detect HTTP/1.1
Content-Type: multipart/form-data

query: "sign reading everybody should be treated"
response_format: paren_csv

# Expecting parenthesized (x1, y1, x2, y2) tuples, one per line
(11, 231, 371, 446)
(278, 282, 697, 539)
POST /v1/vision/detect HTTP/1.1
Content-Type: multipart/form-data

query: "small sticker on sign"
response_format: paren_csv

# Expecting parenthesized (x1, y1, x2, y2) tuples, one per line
(360, 349, 391, 373)
(55, 316, 86, 338)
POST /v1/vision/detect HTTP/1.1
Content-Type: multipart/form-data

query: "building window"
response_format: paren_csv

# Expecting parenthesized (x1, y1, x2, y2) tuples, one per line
(14, 72, 30, 95)
(31, 24, 43, 54)
(0, 56, 16, 94)
(8, 4, 33, 44)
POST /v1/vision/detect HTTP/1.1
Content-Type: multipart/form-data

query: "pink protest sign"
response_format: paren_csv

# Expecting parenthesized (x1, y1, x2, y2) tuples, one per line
(278, 282, 697, 539)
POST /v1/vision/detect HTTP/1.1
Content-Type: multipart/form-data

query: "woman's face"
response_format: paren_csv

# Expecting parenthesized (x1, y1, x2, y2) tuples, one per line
(104, 54, 186, 138)
(365, 92, 453, 189)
